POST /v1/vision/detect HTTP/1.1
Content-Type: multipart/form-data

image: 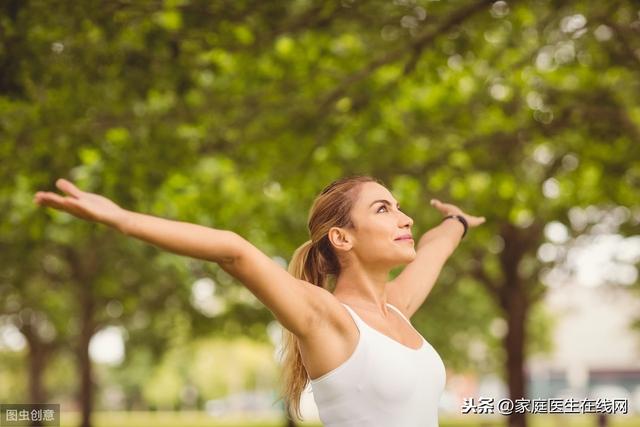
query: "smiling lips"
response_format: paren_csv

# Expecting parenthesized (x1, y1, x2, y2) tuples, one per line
(395, 235, 413, 241)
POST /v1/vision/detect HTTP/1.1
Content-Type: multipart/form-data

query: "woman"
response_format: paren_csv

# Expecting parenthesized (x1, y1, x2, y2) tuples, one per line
(34, 175, 485, 426)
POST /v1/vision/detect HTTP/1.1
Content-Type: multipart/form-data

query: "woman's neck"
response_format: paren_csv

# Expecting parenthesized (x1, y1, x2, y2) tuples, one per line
(333, 265, 391, 314)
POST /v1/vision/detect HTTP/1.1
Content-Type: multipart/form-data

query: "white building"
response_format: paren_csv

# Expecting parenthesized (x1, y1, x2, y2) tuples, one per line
(527, 282, 640, 412)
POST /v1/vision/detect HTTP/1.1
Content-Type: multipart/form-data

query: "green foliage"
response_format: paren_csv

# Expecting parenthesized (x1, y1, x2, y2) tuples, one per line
(139, 336, 279, 408)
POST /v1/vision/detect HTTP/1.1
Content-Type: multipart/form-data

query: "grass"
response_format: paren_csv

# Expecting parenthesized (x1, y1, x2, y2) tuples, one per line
(60, 411, 317, 427)
(58, 411, 639, 427)
(441, 414, 639, 427)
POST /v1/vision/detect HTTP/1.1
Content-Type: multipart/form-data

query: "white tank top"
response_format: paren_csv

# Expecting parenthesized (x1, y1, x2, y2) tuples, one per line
(309, 303, 446, 427)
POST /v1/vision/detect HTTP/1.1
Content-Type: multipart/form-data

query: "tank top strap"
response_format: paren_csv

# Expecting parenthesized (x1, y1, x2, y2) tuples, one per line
(386, 303, 412, 325)
(340, 303, 368, 330)
(342, 302, 411, 325)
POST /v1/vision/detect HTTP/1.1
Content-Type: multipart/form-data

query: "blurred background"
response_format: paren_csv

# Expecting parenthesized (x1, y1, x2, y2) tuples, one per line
(1, 0, 639, 426)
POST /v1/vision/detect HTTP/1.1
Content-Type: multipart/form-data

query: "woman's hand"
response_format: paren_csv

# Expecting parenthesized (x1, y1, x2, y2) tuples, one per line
(430, 198, 486, 228)
(33, 179, 128, 229)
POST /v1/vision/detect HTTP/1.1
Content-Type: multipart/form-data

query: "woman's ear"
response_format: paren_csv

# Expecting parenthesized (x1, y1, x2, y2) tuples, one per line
(328, 226, 352, 252)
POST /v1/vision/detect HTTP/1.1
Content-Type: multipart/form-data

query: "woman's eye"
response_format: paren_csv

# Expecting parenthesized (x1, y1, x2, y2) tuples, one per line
(377, 205, 403, 213)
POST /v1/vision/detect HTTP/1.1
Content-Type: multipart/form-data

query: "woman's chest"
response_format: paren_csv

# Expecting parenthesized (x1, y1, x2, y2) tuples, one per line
(358, 335, 447, 402)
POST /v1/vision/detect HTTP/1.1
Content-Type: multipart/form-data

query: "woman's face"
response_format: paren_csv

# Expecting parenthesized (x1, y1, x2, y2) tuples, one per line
(338, 182, 416, 268)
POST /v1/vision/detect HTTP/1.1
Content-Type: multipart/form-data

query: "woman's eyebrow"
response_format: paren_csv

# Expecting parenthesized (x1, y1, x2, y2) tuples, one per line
(369, 199, 400, 208)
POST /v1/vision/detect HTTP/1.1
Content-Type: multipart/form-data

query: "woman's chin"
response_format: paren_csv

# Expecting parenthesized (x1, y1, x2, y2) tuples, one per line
(397, 250, 417, 265)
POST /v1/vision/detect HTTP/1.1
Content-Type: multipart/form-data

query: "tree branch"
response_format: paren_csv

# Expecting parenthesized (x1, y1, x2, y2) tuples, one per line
(469, 249, 502, 297)
(320, 0, 495, 109)
(402, 0, 497, 75)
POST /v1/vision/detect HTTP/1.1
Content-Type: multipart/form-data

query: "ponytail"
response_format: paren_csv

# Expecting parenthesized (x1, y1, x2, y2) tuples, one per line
(287, 239, 314, 282)
(279, 238, 330, 421)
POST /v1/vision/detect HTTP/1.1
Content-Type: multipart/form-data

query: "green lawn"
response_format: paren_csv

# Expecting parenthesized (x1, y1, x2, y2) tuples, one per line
(59, 412, 639, 427)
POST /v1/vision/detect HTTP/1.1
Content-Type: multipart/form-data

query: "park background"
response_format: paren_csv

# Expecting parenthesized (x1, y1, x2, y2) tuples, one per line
(1, 0, 639, 426)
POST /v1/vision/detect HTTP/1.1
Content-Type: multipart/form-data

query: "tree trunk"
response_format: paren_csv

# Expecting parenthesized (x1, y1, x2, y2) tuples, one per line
(498, 223, 539, 427)
(29, 343, 46, 404)
(504, 284, 527, 427)
(23, 326, 48, 405)
(21, 321, 54, 427)
(78, 283, 95, 427)
(66, 245, 99, 427)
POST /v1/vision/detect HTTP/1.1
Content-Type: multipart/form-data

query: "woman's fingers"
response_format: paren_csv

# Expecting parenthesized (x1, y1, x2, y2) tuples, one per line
(55, 178, 83, 199)
(430, 199, 445, 211)
(430, 199, 486, 226)
(35, 191, 75, 209)
(36, 197, 66, 212)
(34, 191, 66, 207)
(34, 191, 89, 219)
(430, 199, 460, 215)
(469, 216, 486, 226)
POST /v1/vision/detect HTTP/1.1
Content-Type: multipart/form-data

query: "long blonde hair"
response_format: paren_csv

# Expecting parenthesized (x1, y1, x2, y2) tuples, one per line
(279, 175, 381, 421)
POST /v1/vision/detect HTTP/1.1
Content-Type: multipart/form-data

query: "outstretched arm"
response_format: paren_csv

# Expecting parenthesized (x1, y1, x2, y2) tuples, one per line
(34, 179, 239, 264)
(34, 179, 334, 337)
(386, 199, 486, 319)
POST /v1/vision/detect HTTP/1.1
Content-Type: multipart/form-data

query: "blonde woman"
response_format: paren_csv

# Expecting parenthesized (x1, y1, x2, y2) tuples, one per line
(34, 175, 485, 426)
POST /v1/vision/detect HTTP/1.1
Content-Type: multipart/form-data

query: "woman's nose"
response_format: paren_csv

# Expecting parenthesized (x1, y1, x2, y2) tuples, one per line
(399, 212, 413, 228)
(406, 216, 414, 228)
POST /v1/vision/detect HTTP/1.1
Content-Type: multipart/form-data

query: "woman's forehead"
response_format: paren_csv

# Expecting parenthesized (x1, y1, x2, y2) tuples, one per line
(357, 182, 396, 205)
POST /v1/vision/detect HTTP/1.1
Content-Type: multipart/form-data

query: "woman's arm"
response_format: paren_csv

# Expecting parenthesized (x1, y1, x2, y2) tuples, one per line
(34, 179, 335, 337)
(118, 211, 240, 265)
(34, 179, 239, 264)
